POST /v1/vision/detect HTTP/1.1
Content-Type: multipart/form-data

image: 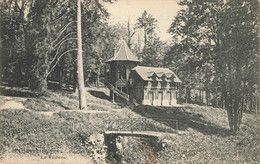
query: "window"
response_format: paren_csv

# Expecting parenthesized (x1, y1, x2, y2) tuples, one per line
(117, 64, 126, 79)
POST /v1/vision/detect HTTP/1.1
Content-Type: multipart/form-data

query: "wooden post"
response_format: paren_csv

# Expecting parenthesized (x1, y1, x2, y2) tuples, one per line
(112, 91, 115, 103)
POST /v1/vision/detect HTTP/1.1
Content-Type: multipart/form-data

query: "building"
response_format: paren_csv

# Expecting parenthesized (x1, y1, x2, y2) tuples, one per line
(105, 40, 181, 106)
(105, 40, 140, 98)
(129, 66, 181, 106)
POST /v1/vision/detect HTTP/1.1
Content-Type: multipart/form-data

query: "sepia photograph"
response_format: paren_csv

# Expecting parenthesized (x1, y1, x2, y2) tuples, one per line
(0, 0, 259, 163)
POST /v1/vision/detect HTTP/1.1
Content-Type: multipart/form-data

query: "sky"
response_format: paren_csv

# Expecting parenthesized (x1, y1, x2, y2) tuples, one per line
(103, 0, 181, 41)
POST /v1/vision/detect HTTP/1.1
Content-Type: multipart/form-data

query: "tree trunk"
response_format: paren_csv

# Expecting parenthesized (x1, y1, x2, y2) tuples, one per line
(59, 67, 63, 90)
(233, 95, 239, 134)
(186, 87, 191, 103)
(144, 27, 147, 49)
(238, 103, 243, 131)
(221, 92, 224, 109)
(225, 91, 234, 133)
(214, 87, 218, 107)
(250, 94, 253, 112)
(245, 92, 248, 111)
(185, 87, 187, 103)
(96, 72, 100, 87)
(206, 89, 209, 105)
(77, 0, 87, 110)
(72, 61, 77, 92)
(59, 58, 64, 90)
(199, 88, 202, 104)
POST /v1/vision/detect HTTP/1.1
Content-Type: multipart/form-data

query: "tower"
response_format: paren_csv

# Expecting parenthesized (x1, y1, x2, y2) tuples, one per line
(105, 40, 140, 99)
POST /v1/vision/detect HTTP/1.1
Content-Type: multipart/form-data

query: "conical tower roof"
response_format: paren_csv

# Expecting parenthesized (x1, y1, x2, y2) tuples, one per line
(106, 40, 140, 63)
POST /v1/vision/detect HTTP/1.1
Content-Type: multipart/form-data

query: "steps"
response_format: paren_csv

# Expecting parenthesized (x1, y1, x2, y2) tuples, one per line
(104, 80, 138, 106)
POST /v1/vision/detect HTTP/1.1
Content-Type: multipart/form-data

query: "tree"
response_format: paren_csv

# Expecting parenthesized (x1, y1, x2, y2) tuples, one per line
(1, 0, 114, 109)
(77, 0, 86, 110)
(126, 19, 136, 48)
(166, 0, 259, 134)
(135, 10, 166, 67)
(81, 0, 118, 86)
(135, 10, 157, 48)
(0, 0, 32, 87)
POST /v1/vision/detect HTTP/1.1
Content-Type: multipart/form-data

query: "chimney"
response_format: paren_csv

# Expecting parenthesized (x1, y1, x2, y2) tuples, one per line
(113, 48, 116, 56)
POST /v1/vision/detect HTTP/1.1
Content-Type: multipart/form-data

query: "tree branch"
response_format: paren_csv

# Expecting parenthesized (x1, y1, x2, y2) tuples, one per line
(52, 32, 77, 49)
(50, 21, 76, 47)
(49, 38, 77, 67)
(45, 48, 78, 80)
(130, 31, 136, 38)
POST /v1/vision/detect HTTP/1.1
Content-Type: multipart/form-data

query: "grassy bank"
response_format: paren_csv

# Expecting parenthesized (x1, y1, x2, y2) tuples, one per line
(0, 87, 259, 163)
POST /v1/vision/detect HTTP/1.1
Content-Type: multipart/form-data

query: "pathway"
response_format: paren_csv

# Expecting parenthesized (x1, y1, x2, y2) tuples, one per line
(0, 95, 114, 116)
(0, 96, 27, 110)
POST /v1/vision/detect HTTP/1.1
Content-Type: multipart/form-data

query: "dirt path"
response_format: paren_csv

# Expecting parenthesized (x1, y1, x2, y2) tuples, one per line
(0, 95, 114, 116)
(0, 96, 28, 110)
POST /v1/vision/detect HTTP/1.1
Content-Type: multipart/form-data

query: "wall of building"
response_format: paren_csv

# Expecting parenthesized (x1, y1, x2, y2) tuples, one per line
(109, 62, 117, 84)
(128, 72, 145, 103)
(142, 81, 178, 106)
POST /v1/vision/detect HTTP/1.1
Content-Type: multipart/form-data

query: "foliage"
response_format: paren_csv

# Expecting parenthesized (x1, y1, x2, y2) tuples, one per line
(135, 10, 167, 67)
(0, 0, 31, 87)
(0, 0, 118, 91)
(165, 0, 259, 133)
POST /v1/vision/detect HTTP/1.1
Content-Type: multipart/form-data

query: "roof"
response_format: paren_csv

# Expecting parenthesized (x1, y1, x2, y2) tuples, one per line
(106, 40, 140, 63)
(131, 66, 182, 83)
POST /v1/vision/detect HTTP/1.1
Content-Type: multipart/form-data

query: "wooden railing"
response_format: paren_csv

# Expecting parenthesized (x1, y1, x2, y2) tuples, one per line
(107, 117, 179, 132)
(104, 80, 138, 106)
(105, 80, 129, 100)
(116, 79, 127, 86)
(129, 96, 138, 106)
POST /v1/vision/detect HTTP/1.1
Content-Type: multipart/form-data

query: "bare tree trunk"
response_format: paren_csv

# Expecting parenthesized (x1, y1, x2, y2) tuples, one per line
(238, 99, 243, 131)
(199, 88, 202, 104)
(221, 92, 224, 109)
(59, 67, 63, 90)
(127, 19, 135, 48)
(214, 87, 218, 107)
(250, 94, 253, 112)
(77, 0, 86, 110)
(206, 89, 209, 105)
(96, 71, 100, 87)
(245, 92, 248, 111)
(72, 61, 77, 92)
(185, 87, 187, 103)
(233, 95, 239, 134)
(225, 91, 234, 133)
(186, 87, 191, 103)
(256, 96, 258, 114)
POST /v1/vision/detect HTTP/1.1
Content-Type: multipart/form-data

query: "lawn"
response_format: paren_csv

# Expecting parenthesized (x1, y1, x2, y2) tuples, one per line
(0, 86, 259, 163)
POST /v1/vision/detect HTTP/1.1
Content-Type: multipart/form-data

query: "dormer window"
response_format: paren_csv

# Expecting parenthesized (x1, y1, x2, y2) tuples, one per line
(158, 82, 161, 89)
(151, 73, 158, 81)
(147, 81, 152, 88)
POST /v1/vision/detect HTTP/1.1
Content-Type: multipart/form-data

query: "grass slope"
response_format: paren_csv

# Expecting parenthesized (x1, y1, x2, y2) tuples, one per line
(0, 87, 259, 163)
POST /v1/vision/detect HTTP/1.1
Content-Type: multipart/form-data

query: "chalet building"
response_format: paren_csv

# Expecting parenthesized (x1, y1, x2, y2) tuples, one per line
(105, 40, 181, 106)
(129, 66, 181, 106)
